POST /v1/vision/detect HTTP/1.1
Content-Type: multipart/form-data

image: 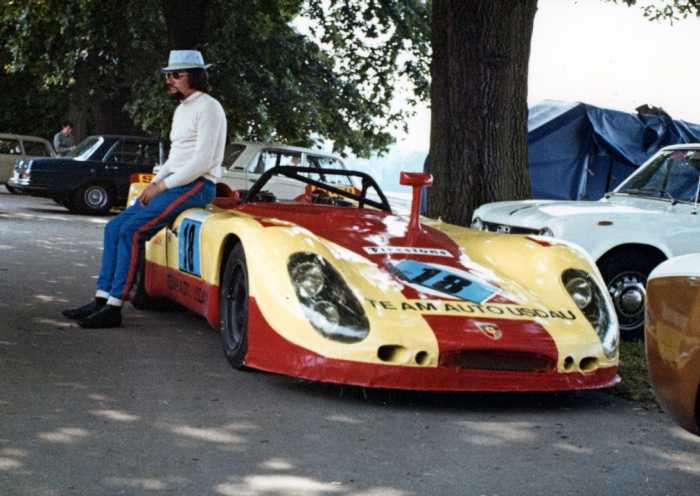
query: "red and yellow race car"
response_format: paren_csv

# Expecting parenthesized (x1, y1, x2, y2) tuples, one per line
(129, 166, 620, 391)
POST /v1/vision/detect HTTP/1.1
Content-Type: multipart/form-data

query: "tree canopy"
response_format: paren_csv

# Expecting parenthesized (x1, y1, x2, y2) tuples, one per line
(0, 0, 431, 157)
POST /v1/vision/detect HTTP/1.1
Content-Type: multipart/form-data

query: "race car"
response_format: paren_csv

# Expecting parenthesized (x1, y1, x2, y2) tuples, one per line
(128, 166, 620, 391)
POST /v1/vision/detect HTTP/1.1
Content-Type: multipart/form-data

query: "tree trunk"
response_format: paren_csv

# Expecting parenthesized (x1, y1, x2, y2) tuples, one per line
(162, 0, 210, 49)
(427, 0, 537, 226)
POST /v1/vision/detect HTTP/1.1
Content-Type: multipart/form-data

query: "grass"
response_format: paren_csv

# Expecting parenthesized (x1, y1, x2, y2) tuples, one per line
(608, 339, 659, 406)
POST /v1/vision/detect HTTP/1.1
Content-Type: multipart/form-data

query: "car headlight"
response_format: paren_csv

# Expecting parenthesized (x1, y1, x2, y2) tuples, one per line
(471, 217, 484, 230)
(288, 252, 369, 342)
(290, 261, 325, 298)
(539, 227, 554, 237)
(565, 276, 593, 309)
(562, 269, 618, 358)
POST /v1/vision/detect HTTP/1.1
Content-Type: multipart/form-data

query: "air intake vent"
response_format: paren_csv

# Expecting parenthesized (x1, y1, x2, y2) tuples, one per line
(440, 350, 555, 372)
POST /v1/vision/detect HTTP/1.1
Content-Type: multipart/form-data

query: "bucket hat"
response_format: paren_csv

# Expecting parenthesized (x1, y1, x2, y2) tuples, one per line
(161, 50, 212, 72)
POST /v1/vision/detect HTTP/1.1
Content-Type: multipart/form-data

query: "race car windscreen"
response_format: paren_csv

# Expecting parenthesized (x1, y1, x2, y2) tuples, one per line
(245, 166, 392, 212)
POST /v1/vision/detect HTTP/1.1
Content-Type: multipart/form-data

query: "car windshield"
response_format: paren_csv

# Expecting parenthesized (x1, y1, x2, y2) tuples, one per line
(66, 137, 103, 160)
(615, 150, 700, 203)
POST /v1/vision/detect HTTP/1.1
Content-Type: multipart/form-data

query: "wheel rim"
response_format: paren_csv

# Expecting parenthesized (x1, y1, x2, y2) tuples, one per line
(607, 271, 646, 331)
(223, 263, 247, 352)
(84, 185, 108, 209)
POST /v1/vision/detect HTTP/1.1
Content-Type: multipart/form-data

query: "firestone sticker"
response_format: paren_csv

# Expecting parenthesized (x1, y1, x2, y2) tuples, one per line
(364, 246, 452, 257)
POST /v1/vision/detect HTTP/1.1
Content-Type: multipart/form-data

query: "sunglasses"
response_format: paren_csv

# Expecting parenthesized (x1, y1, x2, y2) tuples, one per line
(164, 71, 187, 80)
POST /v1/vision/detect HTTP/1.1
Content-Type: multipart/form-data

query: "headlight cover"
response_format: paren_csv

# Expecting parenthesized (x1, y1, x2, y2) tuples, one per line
(562, 269, 618, 358)
(471, 217, 484, 230)
(288, 252, 369, 343)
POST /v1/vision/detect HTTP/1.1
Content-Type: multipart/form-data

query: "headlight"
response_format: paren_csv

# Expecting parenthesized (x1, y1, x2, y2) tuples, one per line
(471, 217, 484, 230)
(562, 269, 618, 358)
(539, 227, 554, 237)
(565, 276, 593, 309)
(290, 261, 324, 298)
(288, 252, 369, 342)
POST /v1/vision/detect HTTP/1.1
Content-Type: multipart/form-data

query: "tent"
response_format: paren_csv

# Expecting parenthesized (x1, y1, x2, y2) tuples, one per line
(528, 100, 700, 200)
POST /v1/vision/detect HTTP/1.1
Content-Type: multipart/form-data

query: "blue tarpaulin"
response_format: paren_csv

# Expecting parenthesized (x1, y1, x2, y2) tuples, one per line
(528, 100, 700, 200)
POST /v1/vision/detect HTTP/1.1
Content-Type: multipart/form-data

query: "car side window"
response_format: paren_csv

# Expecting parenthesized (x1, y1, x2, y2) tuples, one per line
(0, 138, 21, 155)
(306, 154, 352, 186)
(111, 141, 158, 166)
(225, 144, 246, 170)
(306, 155, 339, 168)
(667, 158, 700, 202)
(254, 150, 301, 173)
(23, 140, 51, 157)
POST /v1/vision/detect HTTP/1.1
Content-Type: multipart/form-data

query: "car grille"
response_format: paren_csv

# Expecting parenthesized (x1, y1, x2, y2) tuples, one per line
(481, 221, 541, 235)
(439, 350, 555, 372)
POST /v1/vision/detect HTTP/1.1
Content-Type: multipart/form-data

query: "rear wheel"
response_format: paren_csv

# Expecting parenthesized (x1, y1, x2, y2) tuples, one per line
(598, 250, 663, 340)
(70, 183, 113, 215)
(129, 247, 179, 311)
(220, 244, 249, 369)
(129, 249, 155, 310)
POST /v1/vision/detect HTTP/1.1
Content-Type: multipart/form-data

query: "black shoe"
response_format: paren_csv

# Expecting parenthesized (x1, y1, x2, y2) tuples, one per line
(78, 304, 122, 329)
(62, 297, 107, 320)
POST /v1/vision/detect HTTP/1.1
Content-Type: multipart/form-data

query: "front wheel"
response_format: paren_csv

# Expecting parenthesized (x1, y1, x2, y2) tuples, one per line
(220, 244, 249, 369)
(4, 183, 17, 194)
(598, 251, 663, 340)
(70, 183, 113, 215)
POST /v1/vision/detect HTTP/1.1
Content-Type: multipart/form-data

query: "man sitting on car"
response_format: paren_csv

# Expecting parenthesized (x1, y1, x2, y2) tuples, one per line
(61, 50, 227, 328)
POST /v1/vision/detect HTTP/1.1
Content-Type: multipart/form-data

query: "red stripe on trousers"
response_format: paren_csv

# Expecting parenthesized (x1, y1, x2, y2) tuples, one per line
(122, 180, 205, 300)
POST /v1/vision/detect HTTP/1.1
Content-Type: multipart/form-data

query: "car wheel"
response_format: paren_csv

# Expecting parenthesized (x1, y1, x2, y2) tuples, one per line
(129, 247, 180, 311)
(598, 251, 663, 340)
(5, 183, 17, 194)
(70, 183, 113, 215)
(220, 244, 249, 369)
(129, 248, 155, 310)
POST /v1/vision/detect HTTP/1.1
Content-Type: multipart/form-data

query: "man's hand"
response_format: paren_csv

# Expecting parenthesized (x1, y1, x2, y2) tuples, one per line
(139, 181, 167, 206)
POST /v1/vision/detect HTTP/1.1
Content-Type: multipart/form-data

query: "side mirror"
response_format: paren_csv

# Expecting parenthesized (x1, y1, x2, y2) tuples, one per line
(400, 172, 433, 231)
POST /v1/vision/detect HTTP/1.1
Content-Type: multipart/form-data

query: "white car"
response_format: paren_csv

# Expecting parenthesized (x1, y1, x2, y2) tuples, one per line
(471, 144, 700, 337)
(219, 142, 411, 213)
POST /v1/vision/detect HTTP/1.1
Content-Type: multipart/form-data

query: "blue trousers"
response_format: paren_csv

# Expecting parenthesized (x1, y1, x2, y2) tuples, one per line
(96, 178, 216, 301)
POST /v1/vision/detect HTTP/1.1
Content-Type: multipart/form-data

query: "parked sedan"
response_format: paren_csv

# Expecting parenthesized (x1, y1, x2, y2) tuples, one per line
(646, 254, 700, 435)
(471, 144, 700, 338)
(0, 133, 55, 192)
(9, 135, 165, 215)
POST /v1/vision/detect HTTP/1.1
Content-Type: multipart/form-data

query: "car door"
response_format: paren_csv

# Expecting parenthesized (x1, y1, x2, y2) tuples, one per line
(660, 152, 700, 255)
(104, 139, 160, 201)
(0, 136, 23, 183)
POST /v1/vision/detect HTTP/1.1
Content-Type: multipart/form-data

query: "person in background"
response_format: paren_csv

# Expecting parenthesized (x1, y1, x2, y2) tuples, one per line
(61, 50, 227, 328)
(53, 121, 75, 155)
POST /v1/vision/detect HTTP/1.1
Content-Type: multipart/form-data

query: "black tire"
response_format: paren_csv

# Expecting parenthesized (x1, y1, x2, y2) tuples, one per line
(129, 248, 155, 310)
(220, 244, 249, 369)
(598, 250, 663, 340)
(129, 247, 179, 311)
(69, 183, 113, 215)
(5, 183, 17, 194)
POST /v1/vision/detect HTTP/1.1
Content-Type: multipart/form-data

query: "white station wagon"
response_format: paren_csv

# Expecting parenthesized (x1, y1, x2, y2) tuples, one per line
(471, 144, 700, 337)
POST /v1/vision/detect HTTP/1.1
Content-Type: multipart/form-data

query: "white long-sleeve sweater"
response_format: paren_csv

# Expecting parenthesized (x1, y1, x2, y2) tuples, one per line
(153, 91, 227, 189)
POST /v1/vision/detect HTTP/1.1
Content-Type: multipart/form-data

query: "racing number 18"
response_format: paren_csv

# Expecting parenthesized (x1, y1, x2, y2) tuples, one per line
(410, 267, 472, 295)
